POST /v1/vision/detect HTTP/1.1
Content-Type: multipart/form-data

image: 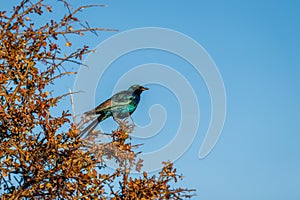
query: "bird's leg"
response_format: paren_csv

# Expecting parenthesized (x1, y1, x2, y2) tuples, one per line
(113, 116, 123, 127)
(129, 115, 135, 131)
(123, 115, 135, 133)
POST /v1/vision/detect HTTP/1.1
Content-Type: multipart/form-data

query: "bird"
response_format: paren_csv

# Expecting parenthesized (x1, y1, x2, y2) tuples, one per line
(79, 84, 149, 137)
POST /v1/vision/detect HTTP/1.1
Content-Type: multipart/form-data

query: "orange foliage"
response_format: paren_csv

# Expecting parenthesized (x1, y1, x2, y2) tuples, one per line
(0, 1, 195, 199)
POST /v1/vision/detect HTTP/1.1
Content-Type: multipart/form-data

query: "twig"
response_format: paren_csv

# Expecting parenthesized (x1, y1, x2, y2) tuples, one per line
(49, 71, 77, 82)
(3, 60, 32, 108)
(55, 27, 118, 35)
(56, 91, 82, 101)
(69, 88, 76, 124)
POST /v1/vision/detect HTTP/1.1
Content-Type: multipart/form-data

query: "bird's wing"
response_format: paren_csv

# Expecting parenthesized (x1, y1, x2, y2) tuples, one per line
(84, 98, 112, 115)
(87, 91, 132, 115)
(111, 91, 134, 104)
(102, 91, 133, 111)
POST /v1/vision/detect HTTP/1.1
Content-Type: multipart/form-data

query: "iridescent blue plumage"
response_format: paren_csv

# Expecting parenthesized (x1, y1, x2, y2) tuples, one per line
(79, 84, 148, 137)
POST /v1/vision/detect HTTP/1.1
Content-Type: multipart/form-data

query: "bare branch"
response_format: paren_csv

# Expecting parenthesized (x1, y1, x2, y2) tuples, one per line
(69, 88, 76, 124)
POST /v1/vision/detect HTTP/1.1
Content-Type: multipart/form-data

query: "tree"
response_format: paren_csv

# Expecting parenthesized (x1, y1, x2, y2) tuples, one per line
(0, 1, 195, 199)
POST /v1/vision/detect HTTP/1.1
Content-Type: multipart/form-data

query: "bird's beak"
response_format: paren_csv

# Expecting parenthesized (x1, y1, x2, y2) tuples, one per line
(141, 86, 149, 91)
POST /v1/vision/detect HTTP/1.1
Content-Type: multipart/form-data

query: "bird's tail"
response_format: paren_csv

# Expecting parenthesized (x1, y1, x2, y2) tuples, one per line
(78, 114, 109, 138)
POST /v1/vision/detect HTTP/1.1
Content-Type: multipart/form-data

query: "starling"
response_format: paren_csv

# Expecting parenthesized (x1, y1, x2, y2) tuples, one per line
(79, 84, 148, 137)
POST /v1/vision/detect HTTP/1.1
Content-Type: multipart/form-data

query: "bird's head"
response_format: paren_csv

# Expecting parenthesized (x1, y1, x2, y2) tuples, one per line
(128, 84, 149, 94)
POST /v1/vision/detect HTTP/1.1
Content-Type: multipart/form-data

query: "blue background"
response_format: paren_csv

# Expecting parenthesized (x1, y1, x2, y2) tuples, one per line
(1, 1, 300, 199)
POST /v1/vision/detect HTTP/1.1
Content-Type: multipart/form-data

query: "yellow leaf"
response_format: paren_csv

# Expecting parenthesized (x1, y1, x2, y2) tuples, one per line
(66, 42, 72, 47)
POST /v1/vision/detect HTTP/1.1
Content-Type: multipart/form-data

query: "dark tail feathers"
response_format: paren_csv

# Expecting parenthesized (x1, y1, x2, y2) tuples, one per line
(78, 114, 108, 138)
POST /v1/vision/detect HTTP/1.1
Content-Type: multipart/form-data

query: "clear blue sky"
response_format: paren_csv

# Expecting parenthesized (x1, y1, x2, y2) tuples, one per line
(2, 1, 300, 199)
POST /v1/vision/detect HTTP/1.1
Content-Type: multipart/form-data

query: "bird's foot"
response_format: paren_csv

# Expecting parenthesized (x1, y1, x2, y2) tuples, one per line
(128, 116, 135, 132)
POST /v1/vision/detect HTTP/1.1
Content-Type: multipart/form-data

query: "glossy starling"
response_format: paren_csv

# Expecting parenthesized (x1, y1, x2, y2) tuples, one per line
(79, 84, 148, 137)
